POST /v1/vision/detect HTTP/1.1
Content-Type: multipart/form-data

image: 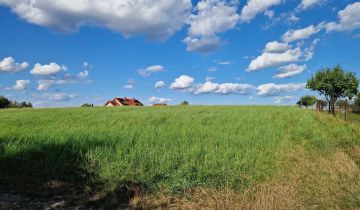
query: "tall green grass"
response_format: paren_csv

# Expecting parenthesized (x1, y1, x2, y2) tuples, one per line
(0, 106, 359, 198)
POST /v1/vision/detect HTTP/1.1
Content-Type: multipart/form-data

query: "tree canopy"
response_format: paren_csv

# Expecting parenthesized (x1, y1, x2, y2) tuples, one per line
(306, 65, 359, 115)
(299, 95, 317, 108)
(0, 96, 11, 109)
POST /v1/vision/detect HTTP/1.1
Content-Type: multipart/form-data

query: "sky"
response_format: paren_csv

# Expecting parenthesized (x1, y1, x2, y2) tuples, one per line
(0, 0, 360, 107)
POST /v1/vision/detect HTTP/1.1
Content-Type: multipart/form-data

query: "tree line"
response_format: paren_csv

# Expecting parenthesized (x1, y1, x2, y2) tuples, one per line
(299, 65, 359, 118)
(0, 96, 32, 109)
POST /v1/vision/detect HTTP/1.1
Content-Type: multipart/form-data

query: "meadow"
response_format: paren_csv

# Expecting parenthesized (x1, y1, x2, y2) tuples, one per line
(0, 106, 359, 209)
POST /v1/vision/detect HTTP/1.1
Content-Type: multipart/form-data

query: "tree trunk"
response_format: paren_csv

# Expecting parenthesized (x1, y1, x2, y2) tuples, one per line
(331, 98, 336, 116)
(345, 99, 347, 121)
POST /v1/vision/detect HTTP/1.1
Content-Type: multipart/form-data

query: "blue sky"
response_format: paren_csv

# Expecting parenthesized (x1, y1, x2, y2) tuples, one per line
(0, 0, 359, 107)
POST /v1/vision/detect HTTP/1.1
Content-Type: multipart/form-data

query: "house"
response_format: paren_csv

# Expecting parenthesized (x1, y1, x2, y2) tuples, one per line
(105, 97, 143, 107)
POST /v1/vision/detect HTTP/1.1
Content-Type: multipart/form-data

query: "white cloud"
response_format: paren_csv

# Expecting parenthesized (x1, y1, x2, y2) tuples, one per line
(154, 81, 166, 89)
(325, 2, 360, 32)
(273, 64, 307, 79)
(216, 60, 232, 65)
(303, 38, 320, 61)
(183, 36, 221, 54)
(257, 83, 305, 96)
(124, 79, 135, 89)
(77, 70, 89, 79)
(274, 95, 296, 103)
(36, 70, 90, 90)
(264, 41, 291, 53)
(31, 63, 65, 76)
(298, 0, 324, 10)
(282, 24, 323, 43)
(12, 80, 30, 91)
(184, 0, 239, 53)
(83, 62, 91, 68)
(138, 65, 165, 77)
(240, 0, 282, 22)
(187, 0, 239, 37)
(0, 57, 29, 73)
(34, 93, 78, 101)
(247, 48, 302, 71)
(208, 67, 218, 72)
(148, 96, 171, 104)
(190, 81, 255, 95)
(0, 0, 192, 40)
(170, 75, 195, 89)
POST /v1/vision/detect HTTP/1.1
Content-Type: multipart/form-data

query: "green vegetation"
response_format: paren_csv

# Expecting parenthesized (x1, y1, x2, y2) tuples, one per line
(306, 65, 359, 115)
(180, 100, 189, 106)
(0, 96, 32, 109)
(0, 106, 360, 208)
(81, 103, 94, 107)
(297, 95, 317, 108)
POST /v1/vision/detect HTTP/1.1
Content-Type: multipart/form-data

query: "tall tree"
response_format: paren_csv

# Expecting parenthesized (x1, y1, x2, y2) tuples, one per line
(306, 65, 359, 116)
(0, 96, 11, 109)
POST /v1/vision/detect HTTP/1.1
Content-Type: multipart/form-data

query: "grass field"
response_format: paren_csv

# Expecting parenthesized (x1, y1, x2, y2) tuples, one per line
(0, 106, 360, 209)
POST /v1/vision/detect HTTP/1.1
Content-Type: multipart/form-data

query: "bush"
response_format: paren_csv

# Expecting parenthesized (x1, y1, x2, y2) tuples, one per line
(81, 103, 94, 107)
(180, 101, 189, 106)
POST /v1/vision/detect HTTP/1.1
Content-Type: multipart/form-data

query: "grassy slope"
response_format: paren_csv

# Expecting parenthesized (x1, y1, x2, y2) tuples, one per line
(0, 106, 359, 208)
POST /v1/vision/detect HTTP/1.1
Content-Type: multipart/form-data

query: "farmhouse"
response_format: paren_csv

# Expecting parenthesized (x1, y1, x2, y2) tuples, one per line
(105, 97, 144, 107)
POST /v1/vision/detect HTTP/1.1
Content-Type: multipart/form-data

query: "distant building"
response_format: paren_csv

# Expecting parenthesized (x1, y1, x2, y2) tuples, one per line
(105, 97, 143, 107)
(153, 103, 167, 107)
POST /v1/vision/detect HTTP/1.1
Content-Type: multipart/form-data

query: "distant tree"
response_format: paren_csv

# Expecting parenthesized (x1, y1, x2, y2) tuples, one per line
(336, 99, 348, 110)
(298, 95, 317, 108)
(81, 103, 94, 107)
(180, 101, 189, 106)
(306, 65, 359, 116)
(0, 96, 10, 109)
(27, 102, 33, 108)
(354, 94, 360, 114)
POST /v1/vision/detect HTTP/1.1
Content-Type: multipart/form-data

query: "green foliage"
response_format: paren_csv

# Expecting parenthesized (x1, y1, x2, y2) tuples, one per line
(180, 100, 189, 106)
(81, 103, 94, 107)
(336, 99, 349, 109)
(9, 100, 33, 108)
(299, 95, 317, 108)
(306, 65, 359, 115)
(353, 94, 360, 113)
(0, 96, 10, 108)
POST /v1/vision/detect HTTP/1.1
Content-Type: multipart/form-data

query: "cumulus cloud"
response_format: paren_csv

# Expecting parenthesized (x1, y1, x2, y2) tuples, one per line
(183, 36, 221, 54)
(148, 96, 171, 104)
(33, 93, 78, 101)
(189, 81, 255, 95)
(325, 2, 360, 32)
(298, 0, 325, 10)
(240, 0, 282, 22)
(282, 24, 323, 43)
(170, 75, 195, 89)
(184, 0, 239, 53)
(124, 79, 135, 89)
(31, 63, 65, 76)
(257, 83, 305, 96)
(247, 47, 302, 71)
(274, 95, 296, 103)
(0, 0, 192, 40)
(154, 81, 166, 89)
(273, 64, 307, 79)
(36, 70, 90, 90)
(263, 41, 291, 53)
(0, 57, 29, 73)
(12, 80, 30, 91)
(138, 65, 165, 77)
(303, 38, 320, 61)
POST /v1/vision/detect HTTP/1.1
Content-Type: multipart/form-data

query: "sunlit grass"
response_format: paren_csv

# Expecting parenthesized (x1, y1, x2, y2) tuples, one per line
(0, 106, 359, 208)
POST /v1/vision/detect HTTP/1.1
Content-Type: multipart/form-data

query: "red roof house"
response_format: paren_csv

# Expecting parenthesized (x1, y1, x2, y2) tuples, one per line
(105, 97, 144, 107)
